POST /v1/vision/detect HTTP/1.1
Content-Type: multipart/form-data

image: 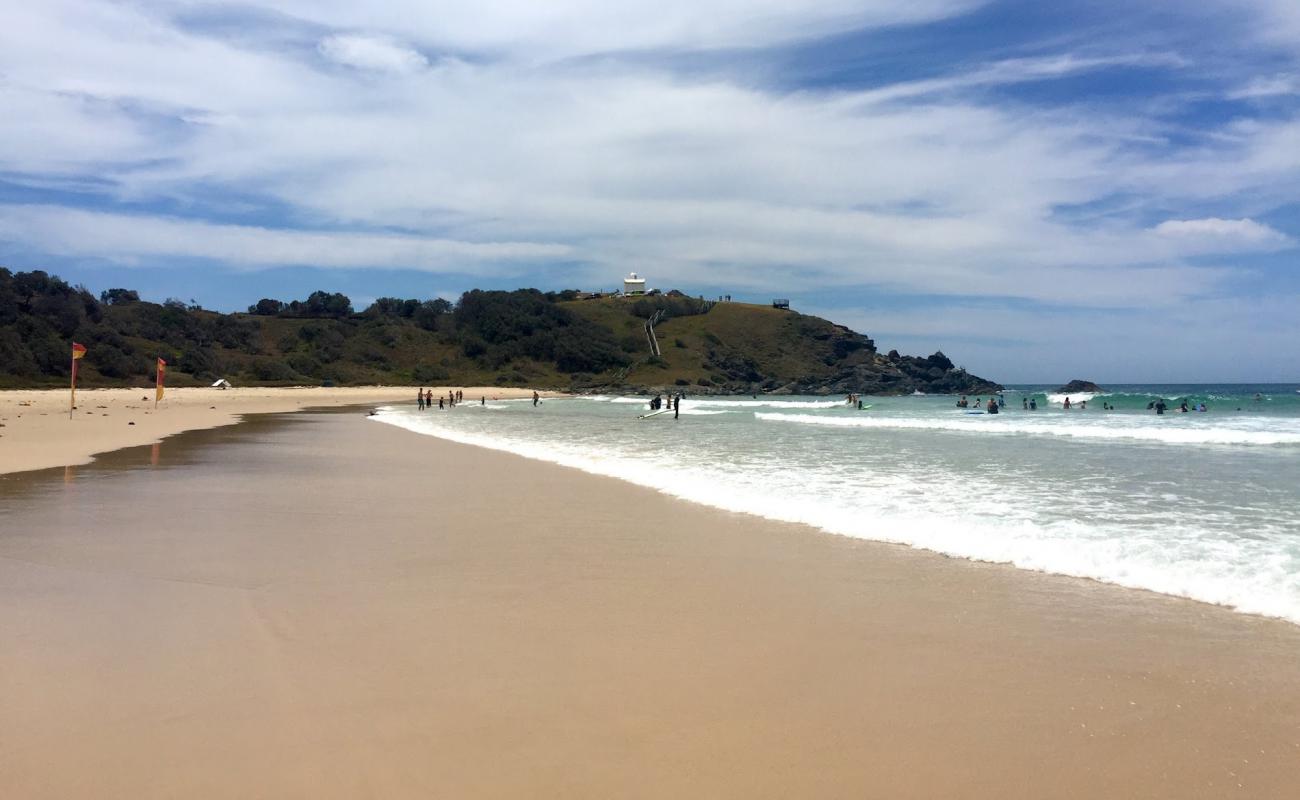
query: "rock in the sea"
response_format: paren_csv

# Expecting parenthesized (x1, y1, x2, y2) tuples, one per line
(1055, 379, 1103, 393)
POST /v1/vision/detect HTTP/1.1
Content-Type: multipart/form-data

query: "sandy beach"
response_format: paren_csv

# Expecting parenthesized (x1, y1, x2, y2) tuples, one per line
(2, 409, 1298, 798)
(0, 386, 545, 475)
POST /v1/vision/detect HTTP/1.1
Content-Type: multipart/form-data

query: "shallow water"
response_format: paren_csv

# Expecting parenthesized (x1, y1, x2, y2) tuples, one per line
(373, 385, 1300, 623)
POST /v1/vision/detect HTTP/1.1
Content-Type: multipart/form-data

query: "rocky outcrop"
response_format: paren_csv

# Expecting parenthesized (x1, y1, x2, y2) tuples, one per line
(1055, 379, 1103, 393)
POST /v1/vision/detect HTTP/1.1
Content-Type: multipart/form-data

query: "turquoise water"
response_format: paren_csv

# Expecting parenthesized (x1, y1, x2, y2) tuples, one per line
(373, 385, 1300, 623)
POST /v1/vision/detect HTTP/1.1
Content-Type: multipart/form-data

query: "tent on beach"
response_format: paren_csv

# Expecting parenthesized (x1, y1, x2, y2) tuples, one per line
(211, 378, 232, 389)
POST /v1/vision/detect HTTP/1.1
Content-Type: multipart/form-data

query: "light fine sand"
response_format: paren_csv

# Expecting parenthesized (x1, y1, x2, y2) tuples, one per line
(0, 385, 543, 475)
(1, 411, 1298, 798)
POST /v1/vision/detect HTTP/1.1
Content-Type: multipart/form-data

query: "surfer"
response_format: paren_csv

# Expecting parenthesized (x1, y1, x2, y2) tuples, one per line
(1029, 398, 1037, 410)
(1155, 399, 1166, 415)
(1063, 397, 1072, 410)
(1022, 397, 1028, 410)
(533, 391, 540, 407)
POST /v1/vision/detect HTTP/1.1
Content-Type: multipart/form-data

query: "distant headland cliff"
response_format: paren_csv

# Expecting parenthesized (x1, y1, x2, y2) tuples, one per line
(0, 268, 1000, 395)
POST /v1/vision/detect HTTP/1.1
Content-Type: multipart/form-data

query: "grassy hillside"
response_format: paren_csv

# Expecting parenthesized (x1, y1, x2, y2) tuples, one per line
(0, 268, 999, 394)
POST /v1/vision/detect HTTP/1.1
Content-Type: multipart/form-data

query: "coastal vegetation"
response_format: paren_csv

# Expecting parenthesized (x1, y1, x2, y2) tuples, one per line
(0, 268, 999, 394)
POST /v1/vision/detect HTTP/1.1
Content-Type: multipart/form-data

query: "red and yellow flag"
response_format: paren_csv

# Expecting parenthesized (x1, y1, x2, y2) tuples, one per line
(70, 342, 87, 418)
(155, 358, 167, 406)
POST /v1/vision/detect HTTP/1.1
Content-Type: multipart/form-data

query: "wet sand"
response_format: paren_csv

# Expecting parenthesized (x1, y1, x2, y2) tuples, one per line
(2, 410, 1298, 798)
(0, 386, 547, 475)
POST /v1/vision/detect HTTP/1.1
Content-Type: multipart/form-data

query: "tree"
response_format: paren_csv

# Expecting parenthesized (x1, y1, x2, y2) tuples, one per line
(249, 298, 285, 315)
(100, 288, 140, 305)
(303, 290, 352, 318)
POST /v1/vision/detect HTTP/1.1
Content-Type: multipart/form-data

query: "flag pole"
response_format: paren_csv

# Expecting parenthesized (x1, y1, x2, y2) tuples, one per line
(69, 342, 86, 420)
(155, 358, 166, 409)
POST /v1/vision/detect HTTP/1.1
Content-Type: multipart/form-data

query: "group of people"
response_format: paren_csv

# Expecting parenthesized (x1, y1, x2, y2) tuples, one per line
(844, 393, 866, 409)
(649, 393, 683, 419)
(957, 394, 1011, 413)
(416, 388, 470, 410)
(1147, 399, 1207, 415)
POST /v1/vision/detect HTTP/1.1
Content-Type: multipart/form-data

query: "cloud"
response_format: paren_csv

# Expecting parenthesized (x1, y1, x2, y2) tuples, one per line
(0, 1, 1296, 316)
(254, 0, 988, 58)
(0, 205, 569, 271)
(318, 33, 428, 74)
(1152, 217, 1292, 250)
(1229, 73, 1300, 99)
(850, 52, 1187, 106)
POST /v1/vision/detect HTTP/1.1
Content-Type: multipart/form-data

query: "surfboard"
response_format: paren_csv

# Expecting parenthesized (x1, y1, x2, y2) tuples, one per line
(637, 408, 672, 419)
(858, 404, 873, 410)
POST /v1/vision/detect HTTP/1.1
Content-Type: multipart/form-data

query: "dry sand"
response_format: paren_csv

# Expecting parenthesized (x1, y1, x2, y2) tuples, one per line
(2, 411, 1299, 798)
(0, 385, 544, 475)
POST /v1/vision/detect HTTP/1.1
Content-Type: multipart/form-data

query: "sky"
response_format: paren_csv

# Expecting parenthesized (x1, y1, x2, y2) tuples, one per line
(1, 0, 1298, 383)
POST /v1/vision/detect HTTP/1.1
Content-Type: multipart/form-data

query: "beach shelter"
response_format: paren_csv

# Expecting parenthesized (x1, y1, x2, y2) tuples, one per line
(211, 378, 233, 389)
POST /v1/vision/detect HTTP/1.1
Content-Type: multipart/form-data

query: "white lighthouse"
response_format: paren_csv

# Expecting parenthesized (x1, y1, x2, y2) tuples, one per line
(623, 272, 647, 296)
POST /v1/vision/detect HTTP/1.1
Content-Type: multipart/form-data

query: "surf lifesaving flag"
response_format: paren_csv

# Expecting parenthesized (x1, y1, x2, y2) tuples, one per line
(155, 357, 167, 407)
(70, 342, 87, 418)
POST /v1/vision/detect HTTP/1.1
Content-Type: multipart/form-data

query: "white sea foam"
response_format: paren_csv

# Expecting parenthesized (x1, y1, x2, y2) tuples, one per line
(368, 405, 1300, 625)
(1046, 392, 1096, 405)
(687, 398, 845, 409)
(754, 412, 1300, 446)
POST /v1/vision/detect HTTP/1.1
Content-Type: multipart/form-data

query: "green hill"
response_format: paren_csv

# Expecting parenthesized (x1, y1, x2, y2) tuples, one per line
(0, 268, 999, 395)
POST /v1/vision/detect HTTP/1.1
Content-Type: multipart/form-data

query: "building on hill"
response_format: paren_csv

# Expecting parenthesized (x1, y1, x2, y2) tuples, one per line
(623, 272, 647, 296)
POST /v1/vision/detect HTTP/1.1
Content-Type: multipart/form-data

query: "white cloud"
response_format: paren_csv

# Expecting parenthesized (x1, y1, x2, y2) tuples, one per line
(318, 34, 428, 74)
(0, 0, 1295, 315)
(252, 0, 987, 58)
(1230, 73, 1300, 99)
(1152, 217, 1292, 249)
(0, 205, 569, 271)
(850, 52, 1187, 106)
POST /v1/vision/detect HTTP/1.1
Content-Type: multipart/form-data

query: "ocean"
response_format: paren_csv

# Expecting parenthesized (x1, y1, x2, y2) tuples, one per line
(372, 385, 1300, 624)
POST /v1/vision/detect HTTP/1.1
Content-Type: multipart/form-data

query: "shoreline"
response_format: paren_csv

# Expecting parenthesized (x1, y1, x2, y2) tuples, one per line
(0, 385, 555, 476)
(372, 406, 1300, 628)
(3, 410, 1299, 797)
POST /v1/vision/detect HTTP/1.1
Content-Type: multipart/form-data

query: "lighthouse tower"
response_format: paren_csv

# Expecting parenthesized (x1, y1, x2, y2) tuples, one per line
(623, 272, 647, 296)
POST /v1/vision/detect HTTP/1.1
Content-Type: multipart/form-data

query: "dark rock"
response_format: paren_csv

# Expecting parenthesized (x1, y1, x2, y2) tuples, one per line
(1055, 379, 1104, 393)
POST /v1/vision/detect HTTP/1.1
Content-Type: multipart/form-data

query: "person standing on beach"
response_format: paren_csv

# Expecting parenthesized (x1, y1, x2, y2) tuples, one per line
(438, 396, 444, 410)
(674, 394, 681, 419)
(418, 388, 425, 410)
(533, 391, 540, 407)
